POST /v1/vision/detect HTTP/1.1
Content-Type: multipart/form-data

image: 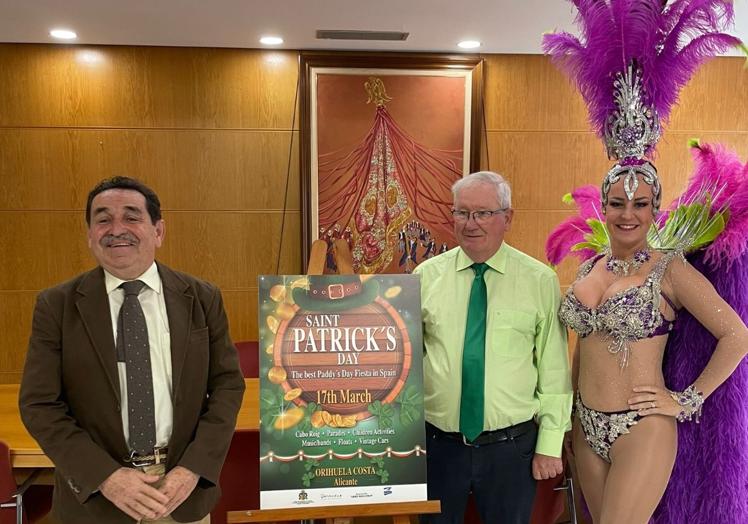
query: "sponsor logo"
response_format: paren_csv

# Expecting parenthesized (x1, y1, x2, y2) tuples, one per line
(351, 492, 374, 499)
(321, 493, 343, 500)
(383, 486, 393, 496)
(291, 490, 314, 505)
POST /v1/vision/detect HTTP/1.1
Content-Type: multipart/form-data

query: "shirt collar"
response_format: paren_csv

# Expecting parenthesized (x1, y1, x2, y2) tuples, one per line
(455, 242, 508, 275)
(104, 261, 162, 295)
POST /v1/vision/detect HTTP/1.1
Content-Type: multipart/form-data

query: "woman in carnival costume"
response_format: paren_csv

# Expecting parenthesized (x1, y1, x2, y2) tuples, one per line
(543, 1, 748, 522)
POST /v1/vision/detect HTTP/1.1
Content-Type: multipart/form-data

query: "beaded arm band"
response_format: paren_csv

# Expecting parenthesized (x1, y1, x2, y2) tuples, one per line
(670, 385, 704, 423)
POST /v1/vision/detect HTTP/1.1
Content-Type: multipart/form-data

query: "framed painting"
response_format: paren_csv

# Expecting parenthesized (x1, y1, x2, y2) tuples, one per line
(300, 52, 483, 274)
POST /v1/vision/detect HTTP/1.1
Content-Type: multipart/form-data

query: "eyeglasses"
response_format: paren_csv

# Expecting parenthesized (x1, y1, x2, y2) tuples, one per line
(451, 208, 508, 223)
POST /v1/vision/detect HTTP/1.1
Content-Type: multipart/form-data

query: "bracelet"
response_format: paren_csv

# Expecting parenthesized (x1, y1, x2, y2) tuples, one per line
(669, 384, 704, 423)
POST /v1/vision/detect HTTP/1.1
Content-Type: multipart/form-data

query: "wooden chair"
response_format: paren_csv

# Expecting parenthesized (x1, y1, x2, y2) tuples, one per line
(0, 441, 52, 524)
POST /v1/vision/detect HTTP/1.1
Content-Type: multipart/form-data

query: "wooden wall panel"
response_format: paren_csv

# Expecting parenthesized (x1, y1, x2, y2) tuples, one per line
(0, 292, 37, 374)
(0, 129, 300, 210)
(668, 59, 748, 132)
(223, 289, 259, 344)
(485, 131, 608, 209)
(0, 213, 91, 290)
(482, 55, 748, 133)
(0, 44, 745, 383)
(482, 55, 748, 292)
(486, 130, 748, 212)
(0, 44, 302, 382)
(0, 211, 301, 290)
(482, 55, 589, 131)
(158, 211, 302, 287)
(0, 45, 299, 129)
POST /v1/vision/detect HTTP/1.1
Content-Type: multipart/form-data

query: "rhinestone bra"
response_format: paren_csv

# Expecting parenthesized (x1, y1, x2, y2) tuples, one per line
(560, 251, 681, 367)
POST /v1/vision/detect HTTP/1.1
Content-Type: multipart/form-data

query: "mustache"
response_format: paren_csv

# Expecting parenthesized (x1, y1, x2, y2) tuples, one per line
(101, 234, 139, 247)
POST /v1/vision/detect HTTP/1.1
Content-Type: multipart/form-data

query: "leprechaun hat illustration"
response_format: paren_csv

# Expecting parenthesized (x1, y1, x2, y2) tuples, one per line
(292, 275, 379, 312)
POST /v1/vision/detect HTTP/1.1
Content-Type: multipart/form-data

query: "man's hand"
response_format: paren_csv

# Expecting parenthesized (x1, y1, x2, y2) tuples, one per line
(159, 465, 199, 515)
(532, 453, 564, 480)
(100, 467, 169, 521)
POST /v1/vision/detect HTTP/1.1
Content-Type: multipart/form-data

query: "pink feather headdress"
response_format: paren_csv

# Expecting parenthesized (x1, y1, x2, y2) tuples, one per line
(543, 0, 742, 209)
(543, 0, 741, 147)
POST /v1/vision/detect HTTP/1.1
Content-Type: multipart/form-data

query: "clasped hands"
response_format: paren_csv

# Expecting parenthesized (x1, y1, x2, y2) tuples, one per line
(100, 465, 198, 521)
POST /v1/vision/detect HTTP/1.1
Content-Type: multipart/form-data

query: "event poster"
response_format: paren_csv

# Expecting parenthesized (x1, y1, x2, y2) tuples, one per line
(257, 274, 426, 509)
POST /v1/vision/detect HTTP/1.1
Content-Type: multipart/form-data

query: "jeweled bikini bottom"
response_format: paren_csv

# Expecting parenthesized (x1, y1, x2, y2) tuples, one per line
(576, 393, 641, 463)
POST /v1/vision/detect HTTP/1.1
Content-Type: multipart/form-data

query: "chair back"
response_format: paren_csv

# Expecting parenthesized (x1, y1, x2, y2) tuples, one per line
(0, 441, 53, 524)
(0, 441, 16, 504)
(211, 430, 260, 524)
(235, 341, 259, 378)
(0, 440, 20, 524)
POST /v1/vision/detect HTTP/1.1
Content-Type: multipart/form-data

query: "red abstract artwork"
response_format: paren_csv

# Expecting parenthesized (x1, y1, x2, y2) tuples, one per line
(311, 70, 474, 274)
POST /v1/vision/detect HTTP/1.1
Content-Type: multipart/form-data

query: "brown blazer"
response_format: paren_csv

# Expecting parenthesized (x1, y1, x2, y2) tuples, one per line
(19, 263, 245, 523)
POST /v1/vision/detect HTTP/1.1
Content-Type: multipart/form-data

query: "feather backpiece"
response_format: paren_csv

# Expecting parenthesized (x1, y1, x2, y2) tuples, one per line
(543, 0, 741, 146)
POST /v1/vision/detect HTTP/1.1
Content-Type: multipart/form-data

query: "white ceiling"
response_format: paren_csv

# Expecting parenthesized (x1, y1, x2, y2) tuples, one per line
(1, 0, 746, 55)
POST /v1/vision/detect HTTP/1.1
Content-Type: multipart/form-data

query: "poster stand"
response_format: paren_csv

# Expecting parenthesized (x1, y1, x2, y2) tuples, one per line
(226, 499, 441, 524)
(232, 239, 439, 523)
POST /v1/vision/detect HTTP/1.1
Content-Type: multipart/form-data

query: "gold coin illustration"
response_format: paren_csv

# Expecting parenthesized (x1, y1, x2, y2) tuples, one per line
(276, 302, 295, 320)
(284, 388, 302, 401)
(273, 407, 304, 430)
(269, 285, 287, 302)
(267, 366, 287, 384)
(310, 410, 325, 428)
(384, 286, 402, 298)
(266, 315, 279, 333)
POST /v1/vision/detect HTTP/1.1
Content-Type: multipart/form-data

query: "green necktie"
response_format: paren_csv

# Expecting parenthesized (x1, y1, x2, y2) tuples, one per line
(460, 262, 488, 442)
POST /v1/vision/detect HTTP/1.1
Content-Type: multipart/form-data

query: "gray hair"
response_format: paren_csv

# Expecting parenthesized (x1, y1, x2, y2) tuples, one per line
(452, 171, 512, 209)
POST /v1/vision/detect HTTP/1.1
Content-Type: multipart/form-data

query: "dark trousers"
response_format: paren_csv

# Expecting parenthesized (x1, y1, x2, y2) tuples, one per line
(421, 422, 538, 524)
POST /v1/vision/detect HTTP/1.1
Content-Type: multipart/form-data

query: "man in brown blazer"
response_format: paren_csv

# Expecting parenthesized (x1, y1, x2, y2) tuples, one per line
(19, 176, 245, 523)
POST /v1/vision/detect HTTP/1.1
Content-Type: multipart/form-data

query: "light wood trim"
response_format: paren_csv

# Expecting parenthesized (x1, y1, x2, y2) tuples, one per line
(228, 500, 440, 523)
(236, 378, 259, 431)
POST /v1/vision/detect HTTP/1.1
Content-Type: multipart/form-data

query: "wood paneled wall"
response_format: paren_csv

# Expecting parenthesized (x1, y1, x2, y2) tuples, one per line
(485, 55, 748, 288)
(0, 44, 301, 383)
(1, 45, 746, 383)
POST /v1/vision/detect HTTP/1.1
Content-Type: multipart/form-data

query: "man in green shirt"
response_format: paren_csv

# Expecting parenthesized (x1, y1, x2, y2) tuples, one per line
(414, 171, 572, 523)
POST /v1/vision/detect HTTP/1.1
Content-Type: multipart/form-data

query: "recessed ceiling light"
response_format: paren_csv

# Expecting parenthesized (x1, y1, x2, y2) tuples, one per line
(259, 36, 283, 46)
(457, 40, 481, 49)
(50, 29, 77, 40)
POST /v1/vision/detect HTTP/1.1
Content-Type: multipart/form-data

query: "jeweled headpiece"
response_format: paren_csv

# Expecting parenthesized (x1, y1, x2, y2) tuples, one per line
(543, 0, 742, 212)
(602, 63, 662, 208)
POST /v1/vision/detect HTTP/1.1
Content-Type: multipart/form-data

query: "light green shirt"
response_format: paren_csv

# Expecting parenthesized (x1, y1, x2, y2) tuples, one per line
(414, 243, 572, 457)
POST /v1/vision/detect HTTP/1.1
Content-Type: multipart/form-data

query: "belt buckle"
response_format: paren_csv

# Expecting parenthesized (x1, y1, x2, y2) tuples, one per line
(127, 449, 151, 467)
(127, 447, 167, 467)
(328, 284, 344, 299)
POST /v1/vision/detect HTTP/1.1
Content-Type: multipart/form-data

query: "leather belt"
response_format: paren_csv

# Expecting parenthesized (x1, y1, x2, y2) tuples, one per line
(429, 420, 536, 447)
(125, 446, 168, 467)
